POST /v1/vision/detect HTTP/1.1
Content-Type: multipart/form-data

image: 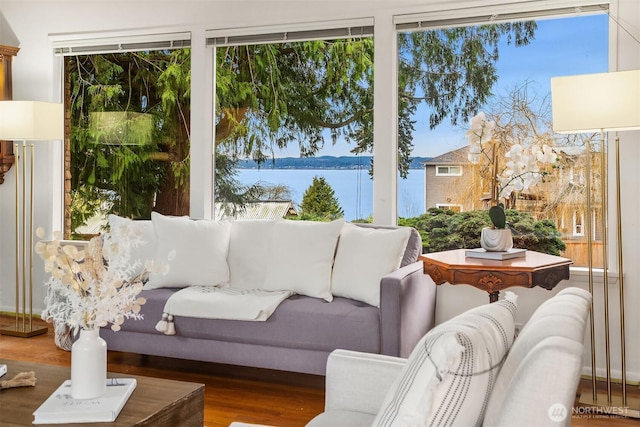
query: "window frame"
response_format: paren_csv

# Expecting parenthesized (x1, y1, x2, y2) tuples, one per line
(207, 19, 375, 222)
(392, 1, 614, 274)
(573, 210, 585, 236)
(435, 165, 463, 177)
(47, 0, 618, 271)
(54, 30, 193, 237)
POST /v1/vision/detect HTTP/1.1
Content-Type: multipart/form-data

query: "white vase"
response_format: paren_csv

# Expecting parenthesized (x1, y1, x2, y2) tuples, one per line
(71, 328, 107, 399)
(480, 227, 513, 252)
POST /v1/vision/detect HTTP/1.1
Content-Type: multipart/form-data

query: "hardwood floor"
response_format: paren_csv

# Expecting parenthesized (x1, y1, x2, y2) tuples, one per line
(0, 317, 323, 427)
(1, 316, 638, 426)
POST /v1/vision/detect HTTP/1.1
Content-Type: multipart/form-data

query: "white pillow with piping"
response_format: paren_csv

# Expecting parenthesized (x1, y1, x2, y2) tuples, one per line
(263, 218, 344, 301)
(107, 214, 155, 277)
(146, 212, 232, 289)
(332, 223, 411, 307)
(373, 293, 518, 427)
(227, 219, 277, 290)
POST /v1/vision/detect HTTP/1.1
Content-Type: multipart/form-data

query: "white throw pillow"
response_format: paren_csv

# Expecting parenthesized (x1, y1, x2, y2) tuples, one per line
(107, 214, 155, 277)
(227, 220, 277, 289)
(373, 293, 518, 427)
(332, 223, 411, 307)
(262, 218, 345, 301)
(146, 212, 232, 289)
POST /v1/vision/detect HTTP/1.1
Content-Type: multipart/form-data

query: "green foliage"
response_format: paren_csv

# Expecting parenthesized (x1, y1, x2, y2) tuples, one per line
(288, 213, 334, 222)
(68, 49, 191, 231)
(489, 204, 507, 229)
(216, 22, 537, 181)
(400, 208, 565, 255)
(69, 23, 538, 230)
(505, 210, 566, 254)
(213, 152, 269, 218)
(300, 176, 344, 220)
(351, 216, 373, 224)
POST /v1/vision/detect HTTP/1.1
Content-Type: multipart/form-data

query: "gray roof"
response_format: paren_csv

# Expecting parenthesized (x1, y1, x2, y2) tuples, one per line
(423, 146, 469, 165)
(214, 201, 299, 220)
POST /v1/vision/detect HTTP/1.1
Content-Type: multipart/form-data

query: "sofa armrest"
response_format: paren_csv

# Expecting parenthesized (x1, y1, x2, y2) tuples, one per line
(379, 261, 436, 357)
(324, 349, 406, 415)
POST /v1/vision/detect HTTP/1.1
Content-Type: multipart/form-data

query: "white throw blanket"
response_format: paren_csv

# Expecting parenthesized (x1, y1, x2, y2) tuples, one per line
(155, 286, 293, 335)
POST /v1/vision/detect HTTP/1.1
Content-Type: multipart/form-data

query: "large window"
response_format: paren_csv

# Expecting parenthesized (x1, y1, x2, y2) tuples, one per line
(395, 5, 608, 266)
(209, 23, 375, 222)
(59, 34, 191, 238)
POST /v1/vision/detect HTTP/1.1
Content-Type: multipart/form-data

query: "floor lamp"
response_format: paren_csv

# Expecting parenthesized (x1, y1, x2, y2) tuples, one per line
(0, 101, 63, 338)
(551, 69, 640, 417)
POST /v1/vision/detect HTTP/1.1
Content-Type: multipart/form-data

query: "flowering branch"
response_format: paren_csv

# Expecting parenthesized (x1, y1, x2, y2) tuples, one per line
(498, 143, 556, 200)
(466, 112, 557, 208)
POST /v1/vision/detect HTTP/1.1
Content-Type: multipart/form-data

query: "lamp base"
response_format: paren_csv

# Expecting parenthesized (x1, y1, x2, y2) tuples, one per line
(578, 392, 640, 419)
(0, 323, 48, 338)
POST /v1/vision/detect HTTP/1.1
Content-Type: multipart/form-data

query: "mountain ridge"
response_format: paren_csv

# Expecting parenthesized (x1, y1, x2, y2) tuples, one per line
(236, 155, 431, 170)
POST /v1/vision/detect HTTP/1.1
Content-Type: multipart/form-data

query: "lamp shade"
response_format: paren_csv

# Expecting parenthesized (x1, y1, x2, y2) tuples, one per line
(0, 101, 64, 140)
(551, 70, 640, 133)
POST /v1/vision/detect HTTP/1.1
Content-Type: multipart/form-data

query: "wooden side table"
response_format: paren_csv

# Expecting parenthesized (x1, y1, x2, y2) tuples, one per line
(419, 249, 572, 302)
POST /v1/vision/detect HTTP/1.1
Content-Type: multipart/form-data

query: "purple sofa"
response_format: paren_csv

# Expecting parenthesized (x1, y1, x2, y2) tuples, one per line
(99, 224, 436, 376)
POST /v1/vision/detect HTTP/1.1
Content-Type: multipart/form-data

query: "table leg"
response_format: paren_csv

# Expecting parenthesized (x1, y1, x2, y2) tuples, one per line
(489, 291, 499, 303)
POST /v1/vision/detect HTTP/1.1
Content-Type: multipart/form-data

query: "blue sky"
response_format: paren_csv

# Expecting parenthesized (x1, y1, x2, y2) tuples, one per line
(277, 12, 609, 158)
(409, 13, 608, 157)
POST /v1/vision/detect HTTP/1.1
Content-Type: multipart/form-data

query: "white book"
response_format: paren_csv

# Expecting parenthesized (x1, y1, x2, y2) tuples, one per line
(33, 378, 136, 424)
(465, 248, 527, 260)
(0, 363, 6, 377)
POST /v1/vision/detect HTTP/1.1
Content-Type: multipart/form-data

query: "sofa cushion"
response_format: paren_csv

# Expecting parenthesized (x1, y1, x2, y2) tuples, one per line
(373, 293, 517, 427)
(484, 336, 584, 427)
(107, 214, 155, 277)
(483, 288, 591, 427)
(263, 218, 344, 301)
(402, 227, 422, 266)
(146, 213, 232, 289)
(227, 220, 276, 289)
(332, 223, 410, 307)
(120, 289, 380, 354)
(354, 223, 422, 267)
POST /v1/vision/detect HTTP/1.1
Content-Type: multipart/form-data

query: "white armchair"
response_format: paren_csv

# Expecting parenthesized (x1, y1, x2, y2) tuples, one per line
(228, 350, 402, 427)
(232, 287, 591, 427)
(307, 287, 590, 427)
(307, 350, 405, 426)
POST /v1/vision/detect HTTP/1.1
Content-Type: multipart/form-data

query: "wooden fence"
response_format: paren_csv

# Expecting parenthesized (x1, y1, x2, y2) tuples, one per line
(561, 241, 604, 268)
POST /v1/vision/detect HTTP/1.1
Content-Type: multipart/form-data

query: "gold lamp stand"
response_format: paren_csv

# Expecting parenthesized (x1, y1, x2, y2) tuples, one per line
(551, 70, 640, 419)
(577, 133, 640, 419)
(0, 141, 47, 337)
(0, 101, 64, 338)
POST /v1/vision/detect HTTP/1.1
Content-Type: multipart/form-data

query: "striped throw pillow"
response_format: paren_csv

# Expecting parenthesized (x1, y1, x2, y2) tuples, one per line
(373, 292, 518, 427)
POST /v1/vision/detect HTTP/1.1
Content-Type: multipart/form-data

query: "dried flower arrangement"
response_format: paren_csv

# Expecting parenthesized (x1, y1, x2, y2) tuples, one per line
(35, 223, 154, 335)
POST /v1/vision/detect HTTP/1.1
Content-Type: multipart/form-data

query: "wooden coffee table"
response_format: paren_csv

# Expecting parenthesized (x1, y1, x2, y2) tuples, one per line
(0, 360, 204, 426)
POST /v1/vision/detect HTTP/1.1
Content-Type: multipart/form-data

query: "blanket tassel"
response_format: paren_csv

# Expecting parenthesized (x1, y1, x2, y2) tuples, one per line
(165, 315, 175, 335)
(155, 313, 168, 333)
(155, 313, 176, 335)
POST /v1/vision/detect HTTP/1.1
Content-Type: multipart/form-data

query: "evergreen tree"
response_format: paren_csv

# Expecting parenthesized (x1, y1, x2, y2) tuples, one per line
(300, 176, 344, 220)
(217, 22, 536, 178)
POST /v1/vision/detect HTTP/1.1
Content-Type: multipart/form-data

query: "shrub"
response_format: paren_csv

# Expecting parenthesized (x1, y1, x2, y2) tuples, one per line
(400, 208, 566, 255)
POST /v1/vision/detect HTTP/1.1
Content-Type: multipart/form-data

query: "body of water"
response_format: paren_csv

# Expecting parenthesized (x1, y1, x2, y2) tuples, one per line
(236, 168, 425, 221)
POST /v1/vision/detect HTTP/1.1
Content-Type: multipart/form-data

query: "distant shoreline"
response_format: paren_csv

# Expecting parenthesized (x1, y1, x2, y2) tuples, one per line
(236, 155, 431, 170)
